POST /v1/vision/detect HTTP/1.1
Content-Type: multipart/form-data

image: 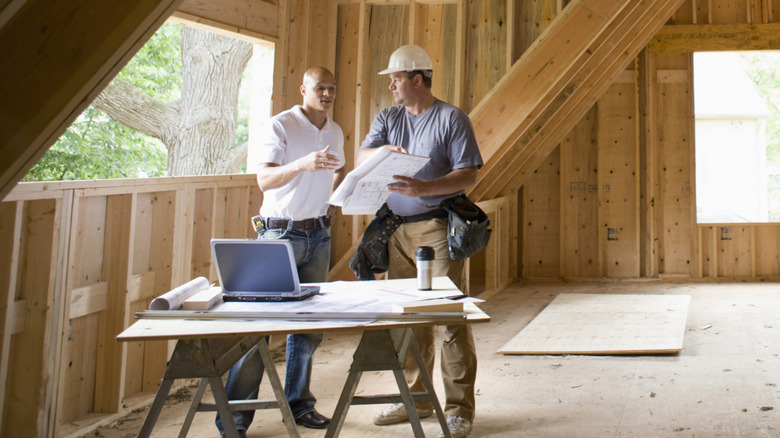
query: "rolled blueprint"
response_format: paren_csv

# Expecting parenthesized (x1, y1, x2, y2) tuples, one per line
(149, 276, 210, 310)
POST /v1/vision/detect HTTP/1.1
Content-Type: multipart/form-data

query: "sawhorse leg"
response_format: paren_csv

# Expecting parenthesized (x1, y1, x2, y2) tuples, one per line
(136, 336, 299, 438)
(326, 327, 451, 438)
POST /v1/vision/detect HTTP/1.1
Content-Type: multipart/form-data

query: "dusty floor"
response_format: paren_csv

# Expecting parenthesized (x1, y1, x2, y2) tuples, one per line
(75, 280, 779, 437)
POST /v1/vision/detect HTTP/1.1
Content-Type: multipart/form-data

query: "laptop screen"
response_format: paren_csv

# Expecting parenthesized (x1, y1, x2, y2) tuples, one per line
(211, 239, 300, 294)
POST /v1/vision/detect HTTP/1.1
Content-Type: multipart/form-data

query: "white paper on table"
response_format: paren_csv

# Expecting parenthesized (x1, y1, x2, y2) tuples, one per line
(149, 276, 211, 310)
(329, 147, 430, 215)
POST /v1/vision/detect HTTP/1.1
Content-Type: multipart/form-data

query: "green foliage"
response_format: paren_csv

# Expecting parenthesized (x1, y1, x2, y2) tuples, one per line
(24, 108, 167, 181)
(118, 22, 182, 102)
(24, 23, 182, 182)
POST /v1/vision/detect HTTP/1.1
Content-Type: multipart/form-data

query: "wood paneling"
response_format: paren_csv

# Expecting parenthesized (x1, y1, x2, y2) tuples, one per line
(469, 0, 686, 201)
(560, 108, 599, 278)
(173, 0, 278, 41)
(598, 78, 640, 278)
(649, 22, 780, 54)
(464, 0, 507, 113)
(654, 55, 695, 277)
(523, 149, 560, 278)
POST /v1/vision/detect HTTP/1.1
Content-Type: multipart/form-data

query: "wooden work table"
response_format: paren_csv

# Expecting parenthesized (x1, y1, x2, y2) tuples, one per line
(117, 277, 490, 438)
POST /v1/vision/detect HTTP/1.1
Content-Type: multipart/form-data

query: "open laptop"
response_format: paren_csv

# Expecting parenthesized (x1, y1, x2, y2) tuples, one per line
(211, 238, 320, 302)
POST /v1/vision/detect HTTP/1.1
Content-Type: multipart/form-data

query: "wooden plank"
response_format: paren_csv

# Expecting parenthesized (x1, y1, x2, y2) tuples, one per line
(648, 22, 780, 54)
(5, 174, 257, 203)
(270, 0, 289, 116)
(173, 0, 278, 40)
(0, 200, 22, 431)
(44, 193, 72, 437)
(333, 2, 360, 268)
(414, 3, 457, 105)
(598, 78, 640, 278)
(368, 4, 409, 121)
(9, 300, 25, 335)
(453, 0, 466, 108)
(698, 225, 718, 278)
(753, 226, 780, 276)
(484, 0, 685, 200)
(470, 0, 632, 175)
(128, 272, 156, 304)
(710, 0, 748, 24)
(560, 107, 600, 278)
(523, 148, 560, 279)
(68, 282, 109, 319)
(469, 0, 686, 201)
(671, 0, 695, 24)
(717, 225, 753, 277)
(142, 190, 177, 393)
(282, 0, 310, 110)
(464, 0, 507, 113)
(498, 293, 691, 355)
(221, 186, 250, 238)
(308, 0, 335, 68)
(477, 195, 514, 292)
(58, 195, 106, 423)
(637, 49, 657, 277)
(132, 193, 154, 278)
(514, 0, 558, 60)
(0, 0, 184, 201)
(94, 194, 133, 413)
(192, 188, 214, 279)
(7, 199, 58, 435)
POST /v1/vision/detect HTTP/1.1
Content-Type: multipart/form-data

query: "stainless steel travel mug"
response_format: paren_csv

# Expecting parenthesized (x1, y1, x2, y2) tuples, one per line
(416, 246, 434, 290)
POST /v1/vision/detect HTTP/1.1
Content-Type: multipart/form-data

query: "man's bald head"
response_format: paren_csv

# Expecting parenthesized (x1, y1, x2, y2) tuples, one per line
(300, 66, 337, 117)
(303, 67, 335, 86)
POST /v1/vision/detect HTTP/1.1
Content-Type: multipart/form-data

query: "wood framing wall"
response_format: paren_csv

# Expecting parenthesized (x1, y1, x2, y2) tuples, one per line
(1, 176, 260, 436)
(5, 0, 780, 436)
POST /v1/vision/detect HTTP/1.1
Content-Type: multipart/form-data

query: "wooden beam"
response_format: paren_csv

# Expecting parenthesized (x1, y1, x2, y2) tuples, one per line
(0, 201, 23, 431)
(468, 0, 685, 201)
(128, 271, 157, 304)
(648, 22, 780, 54)
(94, 194, 134, 413)
(0, 0, 185, 201)
(68, 282, 109, 320)
(172, 0, 279, 41)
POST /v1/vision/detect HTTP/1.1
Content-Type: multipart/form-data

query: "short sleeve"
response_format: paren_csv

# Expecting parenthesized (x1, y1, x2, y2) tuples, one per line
(249, 119, 286, 173)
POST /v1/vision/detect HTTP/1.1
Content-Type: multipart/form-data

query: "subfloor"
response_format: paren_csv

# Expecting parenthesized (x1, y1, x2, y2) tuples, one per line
(77, 280, 779, 437)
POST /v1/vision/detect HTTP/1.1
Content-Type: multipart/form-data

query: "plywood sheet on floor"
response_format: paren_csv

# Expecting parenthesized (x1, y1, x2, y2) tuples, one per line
(498, 293, 690, 355)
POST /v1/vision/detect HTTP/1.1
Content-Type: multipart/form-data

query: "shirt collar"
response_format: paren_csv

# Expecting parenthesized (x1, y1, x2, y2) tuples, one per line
(292, 105, 331, 131)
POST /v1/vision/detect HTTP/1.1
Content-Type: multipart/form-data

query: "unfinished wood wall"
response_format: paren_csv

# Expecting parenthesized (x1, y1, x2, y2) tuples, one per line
(0, 177, 259, 436)
(521, 0, 780, 280)
(5, 0, 780, 435)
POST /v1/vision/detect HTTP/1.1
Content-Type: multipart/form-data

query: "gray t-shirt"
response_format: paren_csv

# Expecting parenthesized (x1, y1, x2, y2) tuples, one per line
(360, 99, 483, 216)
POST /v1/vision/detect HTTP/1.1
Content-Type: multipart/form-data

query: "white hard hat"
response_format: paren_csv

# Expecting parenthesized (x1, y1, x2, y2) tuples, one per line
(378, 44, 433, 75)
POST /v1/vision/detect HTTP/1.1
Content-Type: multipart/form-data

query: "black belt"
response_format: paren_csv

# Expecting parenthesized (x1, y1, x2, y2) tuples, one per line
(399, 209, 447, 223)
(265, 216, 330, 230)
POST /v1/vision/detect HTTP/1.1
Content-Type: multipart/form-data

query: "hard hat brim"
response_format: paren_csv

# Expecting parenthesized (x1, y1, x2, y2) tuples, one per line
(378, 67, 433, 76)
(378, 66, 403, 75)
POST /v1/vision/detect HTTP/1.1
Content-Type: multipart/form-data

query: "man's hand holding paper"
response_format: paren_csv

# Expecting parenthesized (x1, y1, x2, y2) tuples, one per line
(328, 146, 430, 215)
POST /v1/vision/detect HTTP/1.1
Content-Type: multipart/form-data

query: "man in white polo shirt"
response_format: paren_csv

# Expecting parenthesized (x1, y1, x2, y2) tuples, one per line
(215, 66, 345, 437)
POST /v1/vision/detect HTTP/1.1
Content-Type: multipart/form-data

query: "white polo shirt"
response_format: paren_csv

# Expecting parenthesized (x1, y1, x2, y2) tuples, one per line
(250, 105, 345, 220)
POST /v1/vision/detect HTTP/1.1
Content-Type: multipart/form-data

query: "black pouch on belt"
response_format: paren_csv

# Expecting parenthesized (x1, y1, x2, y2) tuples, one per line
(439, 194, 492, 260)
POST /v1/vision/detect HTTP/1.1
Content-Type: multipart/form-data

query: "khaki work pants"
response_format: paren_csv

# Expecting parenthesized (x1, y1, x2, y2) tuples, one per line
(386, 218, 477, 421)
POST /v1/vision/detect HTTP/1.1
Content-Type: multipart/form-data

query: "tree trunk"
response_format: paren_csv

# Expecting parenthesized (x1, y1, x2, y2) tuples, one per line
(93, 26, 252, 176)
(170, 26, 252, 176)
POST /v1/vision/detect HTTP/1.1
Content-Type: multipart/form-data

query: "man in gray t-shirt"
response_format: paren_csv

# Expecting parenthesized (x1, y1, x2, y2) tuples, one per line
(357, 44, 482, 438)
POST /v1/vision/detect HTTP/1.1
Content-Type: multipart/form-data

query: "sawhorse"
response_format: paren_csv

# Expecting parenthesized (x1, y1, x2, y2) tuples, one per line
(327, 327, 452, 438)
(136, 335, 299, 438)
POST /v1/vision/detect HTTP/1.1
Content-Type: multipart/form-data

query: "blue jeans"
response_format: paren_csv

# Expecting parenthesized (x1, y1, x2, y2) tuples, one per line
(216, 226, 331, 432)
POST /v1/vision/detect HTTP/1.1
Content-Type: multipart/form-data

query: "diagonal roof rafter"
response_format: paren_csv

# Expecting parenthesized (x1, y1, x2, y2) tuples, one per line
(469, 0, 687, 202)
